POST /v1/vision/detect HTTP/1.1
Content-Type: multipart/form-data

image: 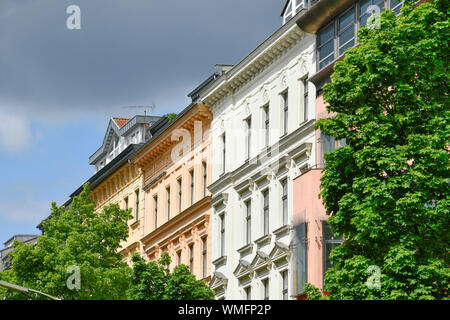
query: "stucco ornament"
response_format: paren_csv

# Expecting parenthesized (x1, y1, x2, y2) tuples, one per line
(298, 50, 313, 76)
(243, 98, 251, 118)
(261, 86, 269, 103)
(280, 71, 288, 90)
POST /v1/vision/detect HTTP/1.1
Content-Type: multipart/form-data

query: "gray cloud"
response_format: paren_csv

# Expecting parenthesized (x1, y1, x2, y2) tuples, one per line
(0, 0, 282, 122)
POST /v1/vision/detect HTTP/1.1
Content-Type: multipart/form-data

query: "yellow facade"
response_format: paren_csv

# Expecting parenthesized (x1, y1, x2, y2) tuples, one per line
(90, 162, 144, 264)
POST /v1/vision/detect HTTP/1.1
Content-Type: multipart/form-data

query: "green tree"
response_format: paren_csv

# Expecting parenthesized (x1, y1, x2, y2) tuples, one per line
(315, 0, 449, 300)
(0, 184, 132, 300)
(127, 252, 215, 300)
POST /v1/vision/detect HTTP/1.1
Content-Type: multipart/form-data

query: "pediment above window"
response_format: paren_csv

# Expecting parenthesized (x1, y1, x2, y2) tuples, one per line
(210, 272, 228, 292)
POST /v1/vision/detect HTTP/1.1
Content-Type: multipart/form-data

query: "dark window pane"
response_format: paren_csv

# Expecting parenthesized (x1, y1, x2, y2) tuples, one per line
(339, 39, 355, 55)
(360, 0, 372, 15)
(319, 23, 334, 45)
(339, 26, 354, 47)
(339, 9, 354, 31)
(319, 55, 335, 69)
(319, 40, 334, 60)
(390, 0, 400, 7)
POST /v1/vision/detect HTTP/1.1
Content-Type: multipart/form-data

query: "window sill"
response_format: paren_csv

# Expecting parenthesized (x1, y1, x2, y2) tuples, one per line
(255, 234, 272, 248)
(130, 219, 140, 230)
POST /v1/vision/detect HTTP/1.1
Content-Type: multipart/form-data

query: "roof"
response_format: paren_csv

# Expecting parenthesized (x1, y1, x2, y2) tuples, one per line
(89, 115, 163, 165)
(3, 234, 39, 247)
(113, 117, 131, 129)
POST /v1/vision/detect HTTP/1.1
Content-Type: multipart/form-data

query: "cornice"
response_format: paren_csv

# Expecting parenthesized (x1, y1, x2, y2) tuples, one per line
(201, 12, 306, 107)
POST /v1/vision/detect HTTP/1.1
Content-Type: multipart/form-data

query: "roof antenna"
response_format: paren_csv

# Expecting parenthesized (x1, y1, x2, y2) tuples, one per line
(123, 103, 157, 116)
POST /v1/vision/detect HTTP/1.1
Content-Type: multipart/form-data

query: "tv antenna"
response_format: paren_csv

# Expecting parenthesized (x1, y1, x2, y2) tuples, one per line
(123, 103, 156, 116)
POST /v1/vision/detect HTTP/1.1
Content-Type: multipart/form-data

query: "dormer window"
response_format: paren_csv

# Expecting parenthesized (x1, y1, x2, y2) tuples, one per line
(282, 0, 306, 24)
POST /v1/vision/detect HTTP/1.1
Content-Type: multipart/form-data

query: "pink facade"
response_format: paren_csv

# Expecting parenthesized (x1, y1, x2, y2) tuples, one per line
(292, 91, 340, 295)
(293, 168, 328, 292)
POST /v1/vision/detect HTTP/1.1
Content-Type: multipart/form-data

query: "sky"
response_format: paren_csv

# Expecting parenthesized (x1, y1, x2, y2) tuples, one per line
(0, 0, 282, 244)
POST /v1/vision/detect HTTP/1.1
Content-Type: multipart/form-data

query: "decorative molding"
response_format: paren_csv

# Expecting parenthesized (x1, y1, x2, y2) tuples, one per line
(212, 255, 227, 268)
(255, 234, 272, 248)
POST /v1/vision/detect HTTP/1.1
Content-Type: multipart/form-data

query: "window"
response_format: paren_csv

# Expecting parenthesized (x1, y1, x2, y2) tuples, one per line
(202, 237, 207, 279)
(360, 0, 384, 27)
(322, 221, 343, 284)
(178, 178, 182, 213)
(203, 161, 207, 197)
(189, 244, 194, 273)
(167, 187, 171, 220)
(318, 22, 335, 70)
(282, 179, 288, 226)
(282, 91, 288, 135)
(220, 214, 225, 257)
(303, 79, 309, 122)
(124, 197, 129, 211)
(390, 0, 403, 15)
(283, 0, 306, 24)
(321, 133, 336, 165)
(177, 251, 182, 266)
(154, 195, 158, 228)
(282, 270, 289, 300)
(263, 190, 269, 235)
(263, 105, 270, 147)
(263, 279, 269, 300)
(221, 133, 226, 174)
(135, 190, 140, 221)
(338, 8, 356, 56)
(317, 0, 403, 70)
(190, 170, 194, 205)
(246, 118, 252, 160)
(245, 286, 251, 300)
(295, 222, 308, 294)
(245, 200, 252, 245)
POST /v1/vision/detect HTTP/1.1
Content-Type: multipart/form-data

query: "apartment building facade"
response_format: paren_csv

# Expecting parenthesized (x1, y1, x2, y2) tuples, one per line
(132, 104, 214, 282)
(291, 0, 404, 294)
(199, 8, 318, 299)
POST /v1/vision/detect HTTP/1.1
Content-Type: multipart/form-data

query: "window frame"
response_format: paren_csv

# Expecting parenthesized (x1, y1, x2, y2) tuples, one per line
(190, 169, 195, 205)
(202, 161, 207, 197)
(263, 189, 270, 236)
(316, 0, 403, 71)
(178, 178, 182, 213)
(189, 244, 194, 273)
(220, 213, 225, 257)
(281, 179, 288, 226)
(166, 186, 171, 220)
(282, 270, 289, 300)
(202, 237, 207, 279)
(153, 194, 158, 229)
(282, 90, 289, 135)
(135, 190, 140, 221)
(245, 200, 252, 245)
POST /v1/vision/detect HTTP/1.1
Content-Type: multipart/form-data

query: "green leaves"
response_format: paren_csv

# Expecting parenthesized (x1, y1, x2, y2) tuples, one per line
(1, 184, 132, 300)
(127, 251, 215, 300)
(318, 0, 450, 300)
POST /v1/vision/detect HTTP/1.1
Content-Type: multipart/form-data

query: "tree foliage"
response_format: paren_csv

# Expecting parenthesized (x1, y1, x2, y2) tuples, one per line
(315, 0, 449, 299)
(127, 252, 215, 300)
(0, 184, 132, 300)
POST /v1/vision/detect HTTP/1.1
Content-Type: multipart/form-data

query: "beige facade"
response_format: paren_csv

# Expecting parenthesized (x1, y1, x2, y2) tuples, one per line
(90, 162, 145, 263)
(133, 104, 213, 282)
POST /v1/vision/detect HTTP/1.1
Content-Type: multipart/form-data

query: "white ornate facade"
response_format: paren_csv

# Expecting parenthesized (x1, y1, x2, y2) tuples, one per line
(199, 13, 317, 300)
